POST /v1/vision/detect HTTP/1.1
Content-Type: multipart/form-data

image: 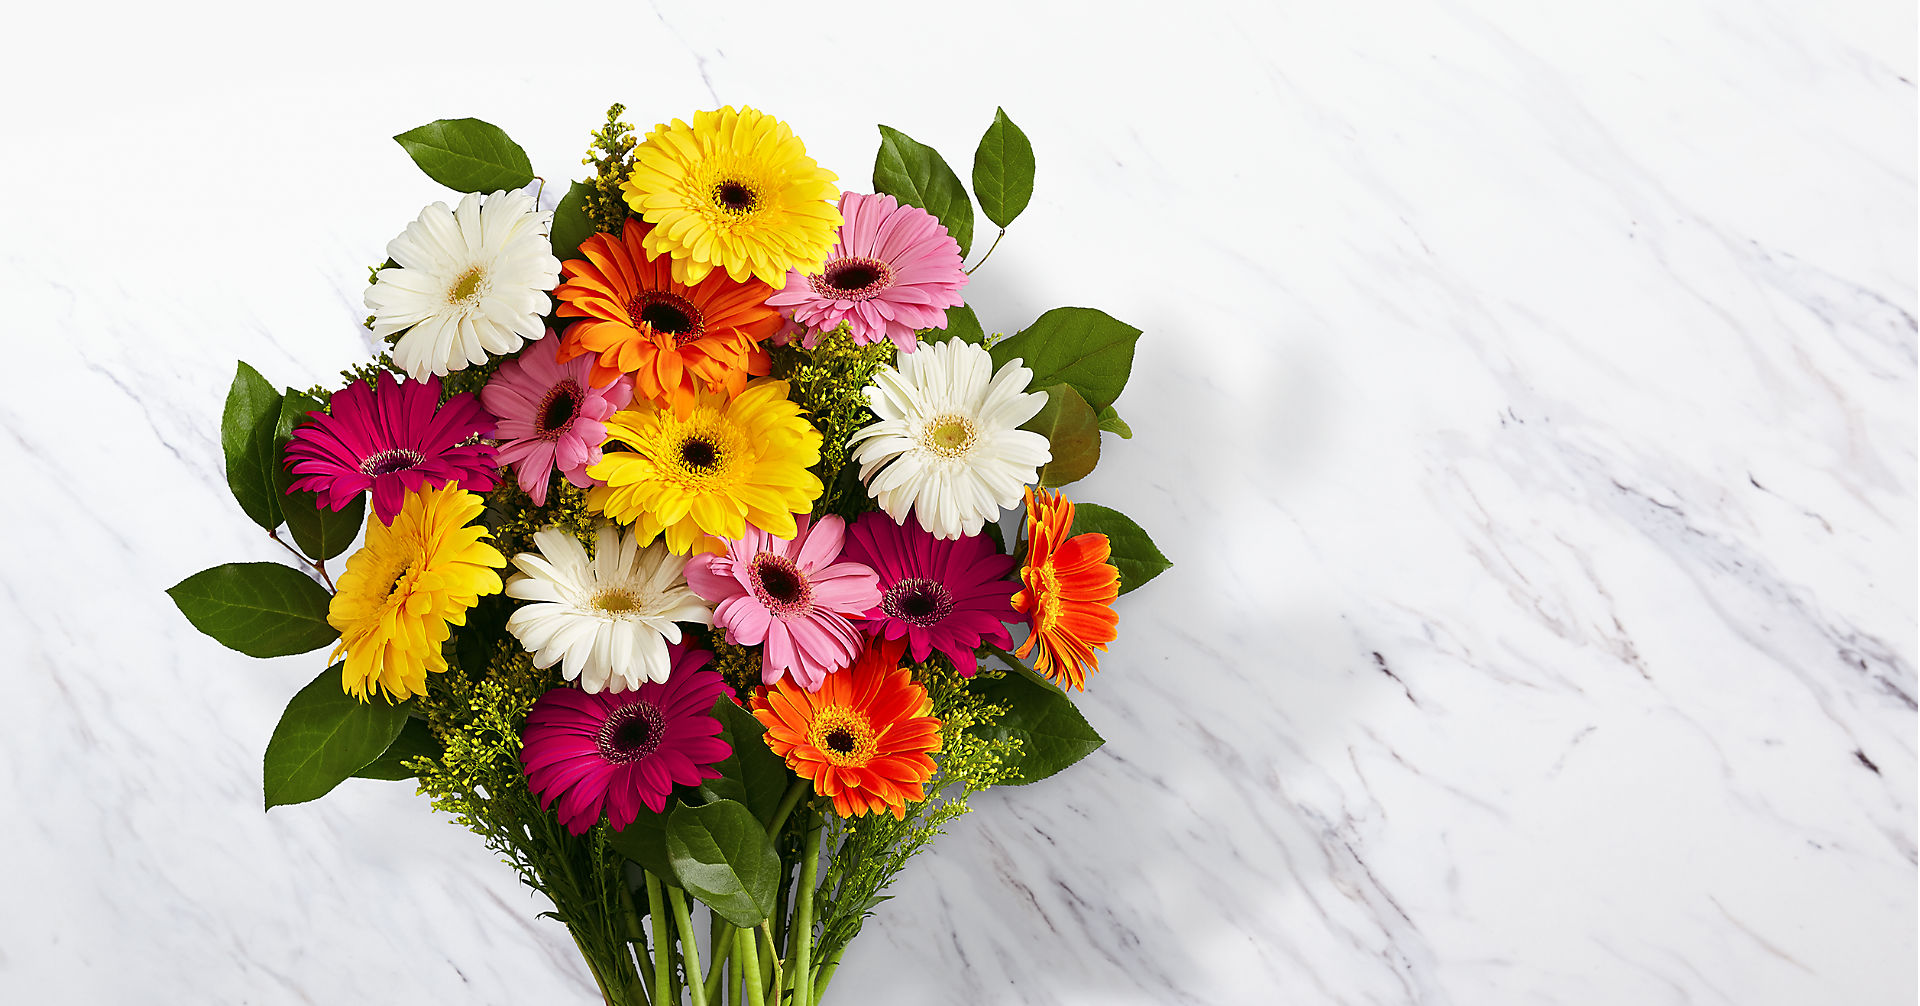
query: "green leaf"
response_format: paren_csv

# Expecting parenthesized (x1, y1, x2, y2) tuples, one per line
(666, 799, 780, 927)
(393, 118, 535, 193)
(609, 810, 681, 888)
(352, 717, 438, 780)
(1095, 404, 1133, 440)
(873, 125, 974, 257)
(972, 107, 1035, 229)
(990, 308, 1141, 413)
(222, 362, 283, 530)
(167, 562, 337, 657)
(273, 391, 364, 560)
(551, 180, 595, 262)
(1069, 503, 1170, 594)
(698, 699, 793, 826)
(943, 303, 987, 346)
(1022, 384, 1100, 488)
(967, 666, 1105, 785)
(263, 666, 410, 808)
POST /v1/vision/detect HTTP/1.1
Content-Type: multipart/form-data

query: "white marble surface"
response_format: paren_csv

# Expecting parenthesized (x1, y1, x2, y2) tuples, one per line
(2, 1, 1913, 1003)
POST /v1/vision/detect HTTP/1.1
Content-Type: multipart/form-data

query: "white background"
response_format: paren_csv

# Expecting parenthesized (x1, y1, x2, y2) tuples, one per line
(1, 1, 1913, 1003)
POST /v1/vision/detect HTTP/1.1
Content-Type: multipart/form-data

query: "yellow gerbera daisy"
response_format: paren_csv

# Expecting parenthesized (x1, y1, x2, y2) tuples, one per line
(327, 484, 506, 702)
(621, 106, 842, 287)
(586, 379, 824, 555)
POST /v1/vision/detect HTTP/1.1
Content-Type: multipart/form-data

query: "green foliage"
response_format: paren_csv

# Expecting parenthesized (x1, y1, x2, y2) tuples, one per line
(273, 391, 363, 559)
(1022, 383, 1101, 487)
(943, 303, 987, 345)
(772, 328, 896, 519)
(581, 104, 637, 235)
(700, 699, 793, 826)
(353, 717, 439, 781)
(873, 126, 974, 257)
(607, 810, 680, 888)
(972, 108, 1035, 229)
(966, 663, 1104, 785)
(1095, 404, 1133, 439)
(1069, 503, 1170, 594)
(393, 118, 535, 193)
(222, 362, 283, 530)
(263, 665, 410, 808)
(990, 307, 1141, 413)
(167, 562, 336, 657)
(666, 799, 781, 927)
(478, 477, 597, 565)
(551, 180, 595, 262)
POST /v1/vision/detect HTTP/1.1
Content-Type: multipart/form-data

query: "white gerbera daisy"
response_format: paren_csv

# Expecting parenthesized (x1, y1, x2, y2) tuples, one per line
(848, 338, 1052, 539)
(366, 189, 562, 380)
(504, 525, 713, 692)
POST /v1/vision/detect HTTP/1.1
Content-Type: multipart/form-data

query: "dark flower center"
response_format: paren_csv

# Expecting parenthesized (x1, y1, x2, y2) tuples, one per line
(597, 701, 667, 764)
(629, 292, 706, 347)
(714, 180, 757, 213)
(680, 437, 720, 470)
(823, 728, 856, 754)
(360, 447, 426, 477)
(749, 553, 812, 614)
(538, 381, 582, 437)
(812, 256, 894, 301)
(882, 577, 955, 628)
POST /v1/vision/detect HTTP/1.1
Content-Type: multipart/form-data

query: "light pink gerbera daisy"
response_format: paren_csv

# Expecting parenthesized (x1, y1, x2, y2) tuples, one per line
(480, 331, 634, 506)
(765, 192, 968, 354)
(684, 515, 882, 691)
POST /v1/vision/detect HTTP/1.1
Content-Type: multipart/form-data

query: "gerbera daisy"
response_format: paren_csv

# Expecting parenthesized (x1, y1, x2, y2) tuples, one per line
(327, 484, 505, 702)
(686, 514, 881, 691)
(365, 189, 562, 380)
(766, 192, 968, 354)
(553, 221, 782, 413)
(1011, 487, 1120, 691)
(586, 379, 823, 555)
(283, 372, 498, 525)
(841, 511, 1019, 676)
(504, 525, 713, 693)
(520, 644, 732, 834)
(621, 106, 842, 287)
(752, 640, 942, 819)
(481, 331, 633, 506)
(847, 338, 1051, 539)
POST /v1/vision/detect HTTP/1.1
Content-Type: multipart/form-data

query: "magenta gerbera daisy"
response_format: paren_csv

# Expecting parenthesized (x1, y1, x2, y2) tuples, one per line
(765, 192, 968, 354)
(520, 642, 732, 835)
(481, 330, 634, 506)
(840, 511, 1020, 676)
(283, 371, 498, 524)
(684, 514, 882, 691)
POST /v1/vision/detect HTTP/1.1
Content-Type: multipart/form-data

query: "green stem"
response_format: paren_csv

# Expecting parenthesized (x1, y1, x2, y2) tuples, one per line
(621, 875, 653, 1002)
(735, 927, 765, 1006)
(965, 228, 1006, 275)
(812, 944, 848, 1005)
(703, 914, 733, 1005)
(767, 777, 809, 834)
(787, 814, 823, 1006)
(645, 873, 671, 1004)
(759, 920, 782, 1003)
(668, 887, 708, 1006)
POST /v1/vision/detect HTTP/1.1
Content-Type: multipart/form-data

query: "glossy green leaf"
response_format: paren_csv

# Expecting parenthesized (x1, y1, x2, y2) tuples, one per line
(167, 562, 337, 657)
(1069, 503, 1169, 594)
(273, 391, 363, 560)
(942, 303, 987, 346)
(264, 666, 410, 809)
(972, 107, 1035, 229)
(698, 699, 793, 826)
(352, 717, 438, 780)
(967, 665, 1104, 785)
(990, 308, 1141, 413)
(1022, 383, 1100, 488)
(393, 118, 535, 193)
(873, 125, 974, 257)
(1095, 404, 1133, 439)
(609, 810, 681, 888)
(222, 362, 283, 530)
(666, 799, 780, 927)
(550, 180, 595, 262)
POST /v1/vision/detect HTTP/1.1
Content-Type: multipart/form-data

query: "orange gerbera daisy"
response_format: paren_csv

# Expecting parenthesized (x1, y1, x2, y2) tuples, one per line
(554, 220, 783, 414)
(1012, 487, 1120, 690)
(752, 639, 942, 819)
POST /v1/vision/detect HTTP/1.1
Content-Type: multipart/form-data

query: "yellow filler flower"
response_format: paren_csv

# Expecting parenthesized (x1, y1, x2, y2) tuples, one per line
(621, 106, 842, 287)
(327, 484, 505, 702)
(587, 378, 823, 555)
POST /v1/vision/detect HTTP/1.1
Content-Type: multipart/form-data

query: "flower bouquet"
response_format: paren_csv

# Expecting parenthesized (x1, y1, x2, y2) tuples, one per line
(168, 104, 1168, 1004)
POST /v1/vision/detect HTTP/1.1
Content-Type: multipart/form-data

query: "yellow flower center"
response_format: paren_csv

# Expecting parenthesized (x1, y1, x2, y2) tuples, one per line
(592, 588, 640, 612)
(921, 414, 976, 458)
(447, 265, 486, 305)
(653, 411, 747, 490)
(1027, 564, 1062, 634)
(808, 706, 878, 767)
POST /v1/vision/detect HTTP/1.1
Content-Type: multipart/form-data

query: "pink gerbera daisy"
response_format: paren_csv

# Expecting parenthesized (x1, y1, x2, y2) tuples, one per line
(685, 515, 882, 691)
(765, 192, 968, 354)
(283, 372, 497, 525)
(841, 512, 1021, 676)
(480, 331, 634, 506)
(520, 642, 732, 835)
